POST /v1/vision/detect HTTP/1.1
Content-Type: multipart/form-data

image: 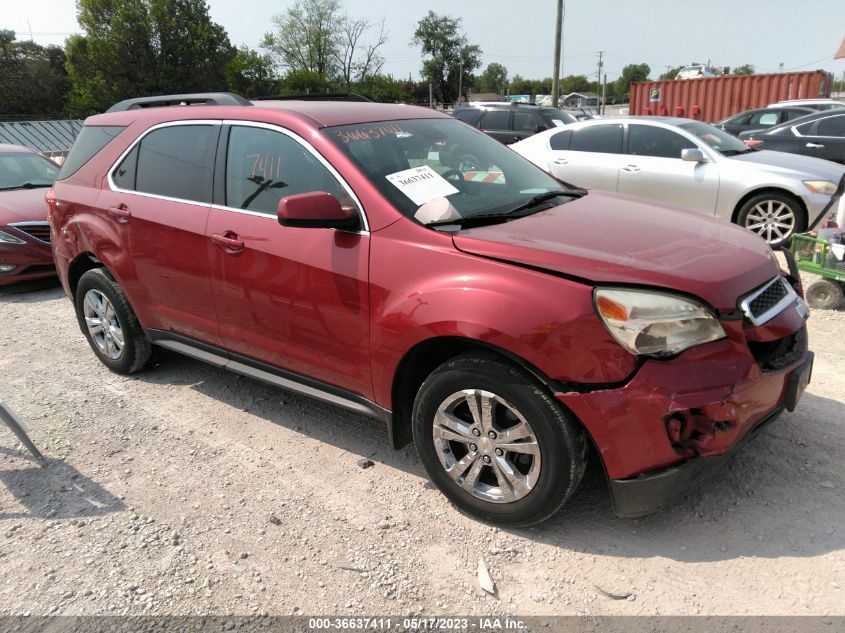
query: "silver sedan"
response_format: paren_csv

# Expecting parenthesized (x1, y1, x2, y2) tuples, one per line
(511, 117, 845, 245)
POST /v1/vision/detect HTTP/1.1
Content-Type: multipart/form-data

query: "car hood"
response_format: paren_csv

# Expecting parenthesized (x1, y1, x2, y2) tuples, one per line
(0, 188, 50, 225)
(728, 149, 845, 181)
(451, 191, 778, 311)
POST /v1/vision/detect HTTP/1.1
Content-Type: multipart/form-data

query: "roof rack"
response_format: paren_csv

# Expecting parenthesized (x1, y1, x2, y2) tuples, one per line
(105, 92, 252, 113)
(252, 93, 372, 103)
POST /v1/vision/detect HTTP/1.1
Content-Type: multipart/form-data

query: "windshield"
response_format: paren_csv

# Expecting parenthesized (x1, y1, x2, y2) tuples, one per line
(541, 108, 579, 125)
(0, 152, 60, 190)
(678, 121, 753, 154)
(326, 118, 574, 224)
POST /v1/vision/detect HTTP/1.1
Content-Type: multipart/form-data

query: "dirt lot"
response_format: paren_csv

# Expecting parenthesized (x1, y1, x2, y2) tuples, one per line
(0, 276, 843, 617)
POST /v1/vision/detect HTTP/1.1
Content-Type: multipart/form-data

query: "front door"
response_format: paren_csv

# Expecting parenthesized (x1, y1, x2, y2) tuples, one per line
(206, 123, 372, 398)
(617, 124, 720, 214)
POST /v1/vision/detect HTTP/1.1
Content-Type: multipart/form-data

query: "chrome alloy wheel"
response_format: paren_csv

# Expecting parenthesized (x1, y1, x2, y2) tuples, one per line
(432, 389, 541, 503)
(83, 289, 125, 360)
(744, 199, 796, 243)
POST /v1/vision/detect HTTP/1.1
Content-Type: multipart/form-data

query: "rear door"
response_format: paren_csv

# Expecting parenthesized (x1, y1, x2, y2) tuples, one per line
(100, 121, 221, 344)
(206, 122, 372, 397)
(801, 113, 845, 164)
(617, 124, 720, 214)
(547, 123, 625, 191)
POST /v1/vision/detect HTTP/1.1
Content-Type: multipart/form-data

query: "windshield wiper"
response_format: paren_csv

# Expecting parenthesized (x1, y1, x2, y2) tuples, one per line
(0, 182, 53, 191)
(505, 189, 584, 215)
(426, 189, 585, 229)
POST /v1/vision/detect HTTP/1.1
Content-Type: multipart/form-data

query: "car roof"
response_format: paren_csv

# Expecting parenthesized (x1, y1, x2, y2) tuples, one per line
(86, 100, 450, 129)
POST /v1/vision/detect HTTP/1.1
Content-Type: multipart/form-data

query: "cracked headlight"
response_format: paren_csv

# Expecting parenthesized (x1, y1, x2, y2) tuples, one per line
(594, 288, 726, 357)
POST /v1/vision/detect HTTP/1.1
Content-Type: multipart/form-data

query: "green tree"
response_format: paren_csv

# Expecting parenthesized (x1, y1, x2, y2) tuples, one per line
(614, 63, 650, 99)
(475, 62, 508, 94)
(413, 11, 482, 104)
(226, 46, 279, 97)
(0, 30, 69, 117)
(560, 74, 591, 95)
(732, 64, 755, 75)
(261, 0, 341, 76)
(66, 0, 233, 116)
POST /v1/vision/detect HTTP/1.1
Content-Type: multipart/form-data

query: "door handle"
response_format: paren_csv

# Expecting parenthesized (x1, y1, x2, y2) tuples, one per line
(552, 158, 569, 165)
(107, 204, 131, 223)
(211, 231, 244, 253)
(622, 165, 641, 172)
(805, 142, 825, 149)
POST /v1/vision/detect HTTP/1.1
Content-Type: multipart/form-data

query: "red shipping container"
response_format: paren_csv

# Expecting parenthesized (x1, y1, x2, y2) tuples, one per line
(630, 70, 833, 123)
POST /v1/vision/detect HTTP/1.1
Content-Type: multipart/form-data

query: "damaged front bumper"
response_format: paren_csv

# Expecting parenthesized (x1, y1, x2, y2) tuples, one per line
(556, 299, 812, 518)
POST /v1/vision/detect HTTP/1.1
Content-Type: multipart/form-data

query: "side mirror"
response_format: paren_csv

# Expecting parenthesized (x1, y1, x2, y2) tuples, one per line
(681, 148, 707, 163)
(277, 192, 359, 230)
(535, 125, 547, 133)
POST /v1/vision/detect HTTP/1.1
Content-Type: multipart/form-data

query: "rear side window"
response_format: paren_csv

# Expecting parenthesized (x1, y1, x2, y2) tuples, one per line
(728, 113, 753, 126)
(112, 145, 138, 190)
(225, 125, 344, 215)
(549, 130, 572, 150)
(480, 110, 510, 130)
(817, 115, 845, 136)
(58, 126, 124, 180)
(454, 109, 482, 125)
(134, 125, 217, 203)
(570, 124, 623, 154)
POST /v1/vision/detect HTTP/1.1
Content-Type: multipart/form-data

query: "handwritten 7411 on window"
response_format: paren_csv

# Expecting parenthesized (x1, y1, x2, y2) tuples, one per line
(245, 154, 282, 180)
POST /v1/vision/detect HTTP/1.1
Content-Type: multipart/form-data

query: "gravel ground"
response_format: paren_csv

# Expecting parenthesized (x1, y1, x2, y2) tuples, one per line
(0, 276, 843, 617)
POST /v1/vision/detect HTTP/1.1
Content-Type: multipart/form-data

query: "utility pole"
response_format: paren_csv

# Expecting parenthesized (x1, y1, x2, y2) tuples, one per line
(601, 74, 608, 114)
(596, 51, 604, 97)
(429, 83, 433, 109)
(457, 58, 463, 107)
(551, 0, 563, 107)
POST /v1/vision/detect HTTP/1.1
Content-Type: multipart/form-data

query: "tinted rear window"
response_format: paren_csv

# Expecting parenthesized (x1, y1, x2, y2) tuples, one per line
(135, 125, 217, 203)
(58, 126, 124, 180)
(570, 124, 623, 154)
(480, 110, 510, 130)
(454, 109, 482, 125)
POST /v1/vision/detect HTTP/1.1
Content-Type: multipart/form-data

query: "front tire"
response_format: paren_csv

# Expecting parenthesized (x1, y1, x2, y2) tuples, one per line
(736, 192, 806, 247)
(412, 354, 587, 527)
(75, 268, 152, 374)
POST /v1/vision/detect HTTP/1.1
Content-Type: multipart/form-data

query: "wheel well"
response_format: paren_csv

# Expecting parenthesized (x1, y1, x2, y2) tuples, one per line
(731, 187, 808, 228)
(388, 337, 559, 449)
(67, 253, 104, 299)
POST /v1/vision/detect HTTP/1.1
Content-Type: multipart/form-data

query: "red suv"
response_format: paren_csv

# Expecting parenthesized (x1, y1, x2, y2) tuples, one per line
(49, 93, 814, 526)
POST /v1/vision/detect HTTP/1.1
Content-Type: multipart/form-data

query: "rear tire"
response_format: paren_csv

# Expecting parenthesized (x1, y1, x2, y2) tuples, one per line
(75, 268, 152, 374)
(412, 353, 587, 527)
(805, 279, 843, 310)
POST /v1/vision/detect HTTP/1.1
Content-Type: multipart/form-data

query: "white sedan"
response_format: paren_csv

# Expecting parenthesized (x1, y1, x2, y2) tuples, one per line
(511, 117, 845, 245)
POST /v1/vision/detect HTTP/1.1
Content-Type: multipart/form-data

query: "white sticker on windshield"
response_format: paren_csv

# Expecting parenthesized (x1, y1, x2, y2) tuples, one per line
(385, 165, 460, 206)
(551, 119, 566, 127)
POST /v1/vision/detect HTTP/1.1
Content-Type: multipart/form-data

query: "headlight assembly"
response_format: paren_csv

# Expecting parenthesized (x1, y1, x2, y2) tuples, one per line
(594, 288, 726, 357)
(803, 180, 837, 196)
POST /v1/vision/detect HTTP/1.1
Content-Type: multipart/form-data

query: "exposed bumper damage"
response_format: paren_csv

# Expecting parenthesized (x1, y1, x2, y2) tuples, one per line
(556, 290, 811, 517)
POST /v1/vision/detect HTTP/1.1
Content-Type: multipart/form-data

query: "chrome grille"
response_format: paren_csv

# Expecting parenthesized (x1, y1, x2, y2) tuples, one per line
(739, 277, 798, 326)
(9, 222, 50, 244)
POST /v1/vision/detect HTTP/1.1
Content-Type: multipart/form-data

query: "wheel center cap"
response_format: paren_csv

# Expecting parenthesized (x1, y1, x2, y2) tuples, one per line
(479, 437, 493, 452)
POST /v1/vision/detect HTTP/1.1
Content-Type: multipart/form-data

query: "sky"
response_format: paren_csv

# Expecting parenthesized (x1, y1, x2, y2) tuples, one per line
(3, 0, 845, 83)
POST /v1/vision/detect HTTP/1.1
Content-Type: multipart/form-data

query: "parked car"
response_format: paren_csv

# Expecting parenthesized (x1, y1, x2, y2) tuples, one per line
(453, 103, 579, 144)
(714, 106, 815, 137)
(740, 109, 845, 165)
(50, 93, 814, 526)
(767, 98, 845, 111)
(0, 144, 60, 285)
(676, 65, 718, 79)
(512, 117, 845, 246)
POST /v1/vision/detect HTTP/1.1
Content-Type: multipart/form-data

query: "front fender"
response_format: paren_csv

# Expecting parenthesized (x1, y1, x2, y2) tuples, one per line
(369, 225, 636, 408)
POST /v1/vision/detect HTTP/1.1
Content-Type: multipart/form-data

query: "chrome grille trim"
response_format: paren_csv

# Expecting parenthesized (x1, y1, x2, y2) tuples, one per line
(739, 277, 799, 326)
(9, 221, 50, 244)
